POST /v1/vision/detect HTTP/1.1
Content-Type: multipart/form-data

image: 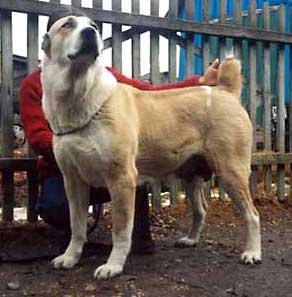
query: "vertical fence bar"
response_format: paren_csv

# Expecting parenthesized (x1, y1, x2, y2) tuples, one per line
(1, 11, 14, 222)
(248, 0, 258, 196)
(93, 0, 103, 35)
(71, 0, 82, 7)
(150, 0, 160, 84)
(93, 0, 103, 9)
(290, 7, 292, 199)
(149, 0, 160, 208)
(276, 5, 286, 202)
(202, 0, 210, 72)
(112, 0, 122, 72)
(27, 15, 38, 73)
(131, 0, 141, 79)
(233, 0, 242, 60)
(185, 0, 194, 77)
(248, 0, 257, 151)
(201, 0, 211, 199)
(217, 0, 227, 200)
(168, 0, 178, 83)
(151, 181, 161, 209)
(169, 177, 180, 204)
(263, 2, 272, 194)
(27, 13, 39, 222)
(0, 13, 1, 125)
(218, 0, 226, 61)
(168, 0, 179, 203)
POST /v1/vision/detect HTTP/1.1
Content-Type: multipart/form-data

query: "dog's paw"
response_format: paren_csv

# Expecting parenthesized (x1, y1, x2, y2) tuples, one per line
(94, 263, 123, 280)
(175, 236, 198, 248)
(241, 250, 262, 265)
(51, 254, 79, 270)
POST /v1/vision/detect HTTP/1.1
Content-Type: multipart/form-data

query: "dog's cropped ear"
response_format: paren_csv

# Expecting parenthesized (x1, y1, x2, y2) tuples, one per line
(41, 33, 51, 58)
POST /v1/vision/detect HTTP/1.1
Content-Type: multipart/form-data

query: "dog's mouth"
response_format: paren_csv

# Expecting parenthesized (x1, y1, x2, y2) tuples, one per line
(68, 27, 99, 62)
(68, 44, 98, 61)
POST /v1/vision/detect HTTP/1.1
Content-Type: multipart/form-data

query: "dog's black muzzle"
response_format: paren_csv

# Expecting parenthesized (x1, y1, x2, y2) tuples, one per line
(68, 27, 99, 61)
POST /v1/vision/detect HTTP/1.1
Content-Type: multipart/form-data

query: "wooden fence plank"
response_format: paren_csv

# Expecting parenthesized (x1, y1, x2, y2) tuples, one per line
(71, 0, 81, 7)
(219, 0, 226, 62)
(252, 152, 292, 165)
(263, 2, 272, 194)
(248, 0, 258, 196)
(202, 0, 210, 72)
(27, 13, 39, 222)
(151, 181, 161, 209)
(2, 172, 14, 222)
(27, 170, 38, 222)
(167, 0, 179, 202)
(92, 0, 103, 35)
(201, 0, 211, 199)
(103, 27, 201, 55)
(112, 0, 122, 72)
(1, 11, 14, 222)
(131, 0, 140, 79)
(149, 0, 160, 207)
(2, 1, 292, 45)
(27, 14, 38, 72)
(185, 0, 194, 77)
(168, 0, 178, 82)
(0, 159, 37, 171)
(150, 0, 160, 84)
(92, 0, 102, 8)
(217, 0, 227, 200)
(248, 0, 257, 151)
(290, 7, 292, 199)
(276, 5, 286, 202)
(218, 0, 226, 199)
(169, 180, 180, 204)
(233, 0, 242, 59)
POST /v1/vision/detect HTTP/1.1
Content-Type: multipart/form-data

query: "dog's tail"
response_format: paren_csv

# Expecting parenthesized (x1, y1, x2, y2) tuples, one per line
(217, 51, 242, 99)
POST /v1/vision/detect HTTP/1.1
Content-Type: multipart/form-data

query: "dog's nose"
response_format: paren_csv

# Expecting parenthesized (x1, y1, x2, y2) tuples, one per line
(81, 28, 96, 40)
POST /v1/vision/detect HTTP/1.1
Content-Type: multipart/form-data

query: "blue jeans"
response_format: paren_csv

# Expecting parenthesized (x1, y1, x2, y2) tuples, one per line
(37, 176, 70, 229)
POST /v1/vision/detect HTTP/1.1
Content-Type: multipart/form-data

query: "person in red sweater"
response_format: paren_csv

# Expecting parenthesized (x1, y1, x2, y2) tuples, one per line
(19, 9, 219, 254)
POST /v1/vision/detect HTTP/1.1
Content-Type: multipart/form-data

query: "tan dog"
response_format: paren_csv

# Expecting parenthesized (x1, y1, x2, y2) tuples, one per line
(41, 15, 261, 280)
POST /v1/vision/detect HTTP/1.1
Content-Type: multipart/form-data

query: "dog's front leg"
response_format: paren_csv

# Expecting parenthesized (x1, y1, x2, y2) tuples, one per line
(52, 175, 89, 270)
(94, 171, 136, 280)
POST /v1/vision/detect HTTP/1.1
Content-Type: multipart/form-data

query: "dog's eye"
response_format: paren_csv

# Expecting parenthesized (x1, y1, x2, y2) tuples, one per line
(61, 21, 73, 29)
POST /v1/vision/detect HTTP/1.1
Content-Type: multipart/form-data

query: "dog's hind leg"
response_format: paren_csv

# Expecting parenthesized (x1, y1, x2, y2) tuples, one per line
(175, 177, 207, 248)
(220, 163, 261, 264)
(52, 175, 89, 270)
(94, 167, 136, 280)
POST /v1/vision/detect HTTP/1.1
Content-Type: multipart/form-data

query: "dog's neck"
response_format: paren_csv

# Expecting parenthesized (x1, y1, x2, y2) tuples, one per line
(41, 59, 117, 135)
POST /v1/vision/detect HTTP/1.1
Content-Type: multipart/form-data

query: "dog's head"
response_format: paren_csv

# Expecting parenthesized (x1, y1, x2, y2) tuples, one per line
(42, 15, 103, 66)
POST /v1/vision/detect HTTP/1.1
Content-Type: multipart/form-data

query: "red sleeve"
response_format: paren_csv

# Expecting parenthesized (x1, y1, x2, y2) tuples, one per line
(106, 67, 155, 90)
(106, 67, 201, 90)
(151, 76, 201, 90)
(19, 69, 54, 157)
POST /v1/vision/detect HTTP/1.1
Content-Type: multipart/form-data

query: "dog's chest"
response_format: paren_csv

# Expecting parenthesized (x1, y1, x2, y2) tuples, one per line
(53, 134, 109, 187)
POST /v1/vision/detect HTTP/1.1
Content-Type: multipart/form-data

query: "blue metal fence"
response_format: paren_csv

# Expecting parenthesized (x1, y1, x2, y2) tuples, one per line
(179, 0, 291, 105)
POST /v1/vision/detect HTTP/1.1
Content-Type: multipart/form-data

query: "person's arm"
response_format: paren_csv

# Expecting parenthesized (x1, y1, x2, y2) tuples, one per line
(19, 70, 54, 158)
(107, 59, 219, 91)
(106, 67, 156, 90)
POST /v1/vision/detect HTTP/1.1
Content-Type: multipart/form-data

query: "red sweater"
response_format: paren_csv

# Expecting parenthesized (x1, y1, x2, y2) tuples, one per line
(19, 68, 200, 180)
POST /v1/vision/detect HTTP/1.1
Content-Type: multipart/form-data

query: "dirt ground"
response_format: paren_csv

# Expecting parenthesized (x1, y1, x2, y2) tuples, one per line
(1, 199, 292, 297)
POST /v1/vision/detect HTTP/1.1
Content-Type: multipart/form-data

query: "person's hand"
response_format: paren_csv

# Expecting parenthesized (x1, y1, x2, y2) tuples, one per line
(199, 59, 219, 86)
